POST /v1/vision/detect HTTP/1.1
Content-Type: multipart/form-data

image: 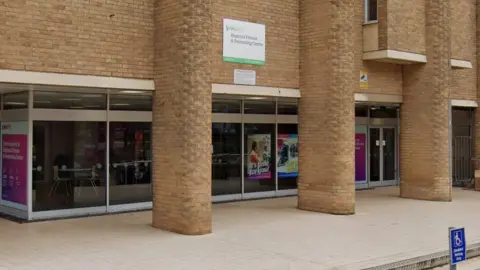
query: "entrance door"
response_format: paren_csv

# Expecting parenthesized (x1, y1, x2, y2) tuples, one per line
(369, 127, 397, 187)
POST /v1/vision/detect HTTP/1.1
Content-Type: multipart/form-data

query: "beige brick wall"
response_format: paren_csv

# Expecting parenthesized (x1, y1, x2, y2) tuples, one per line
(450, 69, 477, 100)
(377, 0, 388, 50)
(450, 0, 477, 100)
(0, 0, 154, 79)
(380, 0, 426, 54)
(355, 0, 403, 96)
(451, 0, 476, 60)
(211, 0, 299, 89)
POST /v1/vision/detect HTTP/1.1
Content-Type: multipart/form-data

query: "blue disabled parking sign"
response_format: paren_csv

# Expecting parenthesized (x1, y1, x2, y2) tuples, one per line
(449, 227, 466, 265)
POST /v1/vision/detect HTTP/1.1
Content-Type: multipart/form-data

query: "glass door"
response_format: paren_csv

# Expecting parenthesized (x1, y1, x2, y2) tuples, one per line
(369, 127, 397, 187)
(369, 128, 381, 183)
(382, 128, 396, 183)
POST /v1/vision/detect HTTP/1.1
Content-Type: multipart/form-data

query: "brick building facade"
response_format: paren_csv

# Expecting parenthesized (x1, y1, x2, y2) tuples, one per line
(0, 0, 478, 234)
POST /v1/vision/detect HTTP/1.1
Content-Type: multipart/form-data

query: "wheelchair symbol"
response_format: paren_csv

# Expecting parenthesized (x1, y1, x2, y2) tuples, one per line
(454, 231, 463, 247)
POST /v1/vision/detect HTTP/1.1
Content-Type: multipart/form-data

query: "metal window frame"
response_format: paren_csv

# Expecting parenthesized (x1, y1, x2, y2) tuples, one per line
(0, 88, 301, 220)
(27, 89, 154, 220)
(212, 97, 299, 201)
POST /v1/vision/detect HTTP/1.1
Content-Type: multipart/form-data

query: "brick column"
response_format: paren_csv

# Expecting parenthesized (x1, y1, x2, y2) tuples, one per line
(298, 0, 356, 214)
(400, 0, 451, 201)
(476, 0, 480, 164)
(151, 0, 212, 235)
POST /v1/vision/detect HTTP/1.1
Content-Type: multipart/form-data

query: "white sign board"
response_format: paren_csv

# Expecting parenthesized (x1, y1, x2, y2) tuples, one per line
(234, 69, 256, 85)
(223, 19, 266, 66)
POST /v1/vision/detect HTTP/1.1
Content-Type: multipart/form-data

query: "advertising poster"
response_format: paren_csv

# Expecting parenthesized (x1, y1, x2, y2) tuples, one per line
(2, 121, 28, 205)
(247, 134, 271, 179)
(355, 131, 367, 182)
(277, 134, 298, 178)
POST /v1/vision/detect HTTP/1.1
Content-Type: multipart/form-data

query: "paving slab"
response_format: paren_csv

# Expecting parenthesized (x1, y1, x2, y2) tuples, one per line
(434, 256, 480, 269)
(0, 187, 480, 269)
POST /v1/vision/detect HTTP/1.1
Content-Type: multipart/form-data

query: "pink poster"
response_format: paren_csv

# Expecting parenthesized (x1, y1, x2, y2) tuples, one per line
(2, 122, 28, 205)
(355, 133, 366, 182)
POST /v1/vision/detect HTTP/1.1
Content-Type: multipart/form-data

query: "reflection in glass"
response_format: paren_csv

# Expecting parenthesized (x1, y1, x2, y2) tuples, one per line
(109, 92, 152, 111)
(212, 123, 241, 195)
(355, 105, 368, 117)
(34, 92, 106, 110)
(370, 106, 398, 118)
(244, 124, 275, 193)
(244, 101, 275, 115)
(277, 124, 298, 190)
(383, 128, 396, 181)
(369, 128, 380, 182)
(368, 0, 377, 21)
(109, 122, 152, 205)
(3, 92, 28, 110)
(212, 100, 241, 114)
(278, 103, 298, 115)
(32, 121, 106, 211)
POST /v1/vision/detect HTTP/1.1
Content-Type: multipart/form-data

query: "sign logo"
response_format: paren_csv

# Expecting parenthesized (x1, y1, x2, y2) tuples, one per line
(225, 25, 242, 32)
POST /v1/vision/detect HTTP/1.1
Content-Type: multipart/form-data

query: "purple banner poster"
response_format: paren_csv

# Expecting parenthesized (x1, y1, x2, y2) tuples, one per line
(2, 122, 28, 205)
(355, 133, 366, 182)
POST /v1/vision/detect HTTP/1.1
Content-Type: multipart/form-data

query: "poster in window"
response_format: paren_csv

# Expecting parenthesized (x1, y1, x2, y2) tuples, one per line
(2, 121, 28, 206)
(277, 134, 298, 178)
(247, 134, 271, 179)
(355, 133, 367, 182)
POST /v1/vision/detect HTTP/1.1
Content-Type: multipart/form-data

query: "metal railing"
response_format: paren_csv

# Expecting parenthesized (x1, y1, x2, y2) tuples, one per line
(453, 136, 473, 187)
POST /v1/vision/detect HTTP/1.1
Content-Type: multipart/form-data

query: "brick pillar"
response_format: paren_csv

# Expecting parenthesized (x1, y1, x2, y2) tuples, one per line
(475, 0, 480, 185)
(297, 0, 355, 214)
(151, 0, 212, 235)
(400, 0, 451, 201)
(476, 0, 480, 161)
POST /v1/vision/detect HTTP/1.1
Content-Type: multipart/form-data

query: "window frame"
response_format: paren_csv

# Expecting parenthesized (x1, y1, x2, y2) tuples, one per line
(365, 0, 378, 24)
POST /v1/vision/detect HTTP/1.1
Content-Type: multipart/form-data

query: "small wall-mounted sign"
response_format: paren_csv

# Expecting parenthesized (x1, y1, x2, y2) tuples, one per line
(360, 71, 368, 89)
(234, 69, 256, 85)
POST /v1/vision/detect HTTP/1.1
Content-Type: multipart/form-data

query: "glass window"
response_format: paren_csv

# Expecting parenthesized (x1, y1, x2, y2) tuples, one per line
(34, 91, 106, 110)
(355, 105, 368, 117)
(452, 108, 473, 125)
(369, 106, 398, 118)
(110, 91, 152, 111)
(277, 124, 298, 190)
(244, 124, 275, 193)
(278, 103, 298, 115)
(109, 122, 152, 205)
(2, 121, 27, 206)
(3, 92, 28, 110)
(212, 123, 242, 195)
(355, 125, 367, 182)
(244, 101, 275, 115)
(32, 121, 106, 211)
(366, 0, 378, 22)
(212, 100, 241, 114)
